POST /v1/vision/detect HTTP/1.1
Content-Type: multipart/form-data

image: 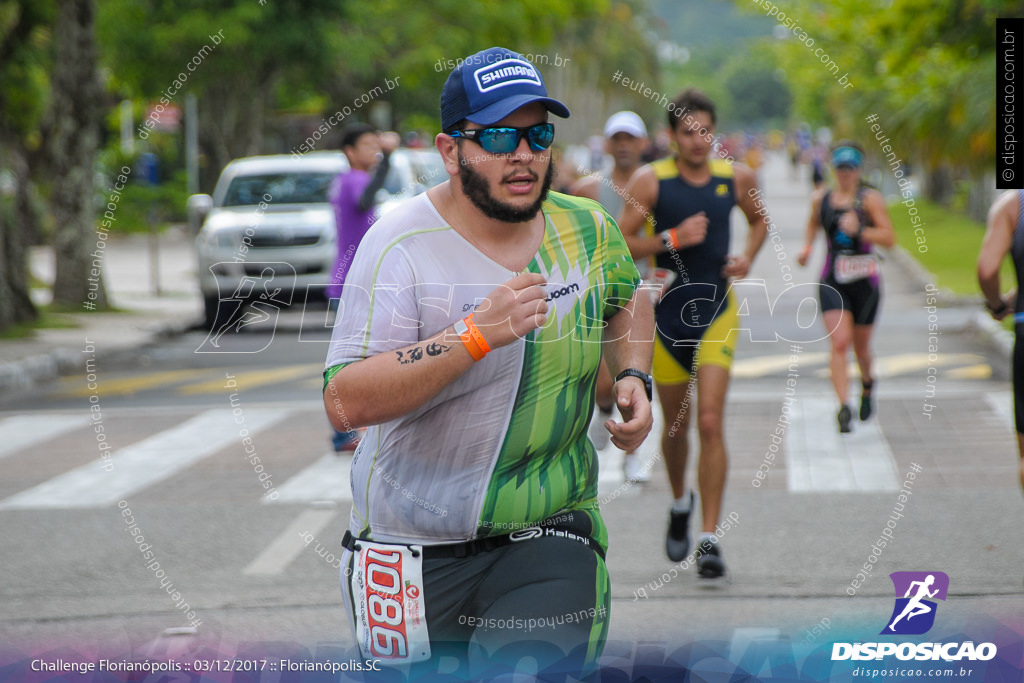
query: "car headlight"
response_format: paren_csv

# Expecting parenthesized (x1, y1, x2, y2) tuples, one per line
(198, 231, 239, 249)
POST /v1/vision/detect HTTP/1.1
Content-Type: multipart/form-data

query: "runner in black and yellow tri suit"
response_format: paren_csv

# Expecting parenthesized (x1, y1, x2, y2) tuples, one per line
(617, 89, 768, 577)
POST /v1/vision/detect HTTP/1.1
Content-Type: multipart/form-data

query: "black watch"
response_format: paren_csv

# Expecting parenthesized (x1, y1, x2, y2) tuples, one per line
(987, 299, 1009, 315)
(615, 368, 653, 402)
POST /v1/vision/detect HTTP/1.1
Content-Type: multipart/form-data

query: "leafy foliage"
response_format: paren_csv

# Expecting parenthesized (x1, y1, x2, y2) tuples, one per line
(737, 0, 1002, 175)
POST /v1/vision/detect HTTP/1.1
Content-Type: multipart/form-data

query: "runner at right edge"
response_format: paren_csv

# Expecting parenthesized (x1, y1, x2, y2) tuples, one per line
(797, 142, 896, 434)
(977, 189, 1024, 492)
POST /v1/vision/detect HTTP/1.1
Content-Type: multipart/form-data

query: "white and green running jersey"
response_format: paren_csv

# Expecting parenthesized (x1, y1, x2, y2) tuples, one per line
(324, 190, 641, 549)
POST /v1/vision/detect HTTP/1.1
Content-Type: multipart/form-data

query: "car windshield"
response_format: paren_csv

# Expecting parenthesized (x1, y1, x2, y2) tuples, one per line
(381, 152, 447, 197)
(222, 172, 337, 207)
(413, 154, 447, 189)
(382, 166, 407, 196)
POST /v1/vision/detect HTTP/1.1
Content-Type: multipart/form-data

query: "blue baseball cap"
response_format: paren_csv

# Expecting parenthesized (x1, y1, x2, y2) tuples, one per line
(440, 47, 570, 132)
(832, 146, 863, 168)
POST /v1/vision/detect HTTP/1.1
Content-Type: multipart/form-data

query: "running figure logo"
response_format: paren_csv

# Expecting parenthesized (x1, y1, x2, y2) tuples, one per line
(196, 262, 295, 354)
(880, 571, 949, 635)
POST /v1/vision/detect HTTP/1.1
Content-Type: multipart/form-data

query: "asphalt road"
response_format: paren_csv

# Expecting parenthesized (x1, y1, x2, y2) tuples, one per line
(1, 154, 1021, 680)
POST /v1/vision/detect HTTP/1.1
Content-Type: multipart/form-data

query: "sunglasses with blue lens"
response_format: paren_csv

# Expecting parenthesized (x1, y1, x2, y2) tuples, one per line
(448, 123, 555, 154)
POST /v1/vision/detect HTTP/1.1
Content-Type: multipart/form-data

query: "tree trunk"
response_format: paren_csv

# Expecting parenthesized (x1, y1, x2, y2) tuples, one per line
(966, 172, 996, 224)
(924, 163, 955, 206)
(0, 144, 39, 333)
(49, 0, 107, 310)
(198, 75, 275, 187)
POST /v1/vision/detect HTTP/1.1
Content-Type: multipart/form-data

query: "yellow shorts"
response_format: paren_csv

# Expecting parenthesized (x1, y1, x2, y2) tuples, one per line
(652, 294, 739, 385)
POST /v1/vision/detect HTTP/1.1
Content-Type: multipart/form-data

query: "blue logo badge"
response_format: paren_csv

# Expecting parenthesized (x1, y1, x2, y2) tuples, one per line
(881, 571, 949, 635)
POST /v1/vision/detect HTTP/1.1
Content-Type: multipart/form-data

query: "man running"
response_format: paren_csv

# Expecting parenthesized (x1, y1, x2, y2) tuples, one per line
(324, 47, 654, 675)
(570, 111, 651, 482)
(978, 189, 1024, 492)
(618, 88, 767, 577)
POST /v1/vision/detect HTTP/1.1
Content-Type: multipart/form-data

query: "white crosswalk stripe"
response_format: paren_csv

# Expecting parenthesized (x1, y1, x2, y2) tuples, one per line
(5, 385, 1009, 511)
(243, 508, 338, 576)
(268, 452, 353, 504)
(0, 414, 92, 461)
(786, 396, 900, 492)
(0, 409, 290, 509)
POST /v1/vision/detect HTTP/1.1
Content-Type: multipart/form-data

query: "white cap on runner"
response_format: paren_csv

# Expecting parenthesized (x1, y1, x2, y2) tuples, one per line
(603, 111, 648, 139)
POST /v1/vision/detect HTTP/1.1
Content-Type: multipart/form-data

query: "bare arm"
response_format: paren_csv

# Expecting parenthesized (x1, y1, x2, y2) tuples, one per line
(325, 326, 473, 429)
(324, 273, 549, 428)
(978, 191, 1017, 316)
(725, 164, 769, 278)
(600, 288, 654, 451)
(797, 190, 824, 267)
(569, 175, 600, 202)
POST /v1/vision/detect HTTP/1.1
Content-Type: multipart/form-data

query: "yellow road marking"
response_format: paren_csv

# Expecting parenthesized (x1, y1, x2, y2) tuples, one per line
(731, 352, 830, 378)
(945, 364, 992, 380)
(178, 364, 318, 394)
(810, 353, 987, 380)
(57, 369, 213, 398)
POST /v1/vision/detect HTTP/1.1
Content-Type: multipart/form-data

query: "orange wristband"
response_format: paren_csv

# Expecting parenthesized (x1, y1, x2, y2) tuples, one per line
(663, 228, 682, 250)
(465, 314, 491, 355)
(456, 316, 486, 361)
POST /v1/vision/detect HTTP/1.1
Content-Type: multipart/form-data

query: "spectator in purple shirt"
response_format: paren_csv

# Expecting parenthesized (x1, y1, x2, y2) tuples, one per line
(327, 123, 400, 451)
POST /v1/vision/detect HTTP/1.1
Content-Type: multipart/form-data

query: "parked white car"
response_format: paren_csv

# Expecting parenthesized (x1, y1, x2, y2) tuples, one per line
(188, 153, 348, 329)
(187, 149, 448, 330)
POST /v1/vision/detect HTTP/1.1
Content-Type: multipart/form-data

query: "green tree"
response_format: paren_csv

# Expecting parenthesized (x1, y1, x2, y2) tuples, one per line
(739, 0, 1003, 212)
(0, 0, 50, 331)
(97, 0, 343, 182)
(721, 56, 791, 126)
(97, 0, 625, 182)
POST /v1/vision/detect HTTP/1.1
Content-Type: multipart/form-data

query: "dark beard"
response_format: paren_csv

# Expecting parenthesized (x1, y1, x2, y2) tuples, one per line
(457, 152, 553, 223)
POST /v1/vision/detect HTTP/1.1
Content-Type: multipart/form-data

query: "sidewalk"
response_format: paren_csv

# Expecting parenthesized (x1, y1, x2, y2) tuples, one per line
(0, 226, 202, 392)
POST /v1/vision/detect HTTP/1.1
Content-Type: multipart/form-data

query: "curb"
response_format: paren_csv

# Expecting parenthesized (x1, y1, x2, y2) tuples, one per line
(967, 310, 1015, 358)
(886, 246, 979, 307)
(0, 311, 198, 393)
(887, 245, 1014, 356)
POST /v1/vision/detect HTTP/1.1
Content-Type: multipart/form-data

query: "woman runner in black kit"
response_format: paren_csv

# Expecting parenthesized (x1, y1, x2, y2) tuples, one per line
(797, 142, 896, 433)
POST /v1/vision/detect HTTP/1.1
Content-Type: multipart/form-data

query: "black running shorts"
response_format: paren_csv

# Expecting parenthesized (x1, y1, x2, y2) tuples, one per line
(820, 277, 881, 326)
(341, 511, 610, 679)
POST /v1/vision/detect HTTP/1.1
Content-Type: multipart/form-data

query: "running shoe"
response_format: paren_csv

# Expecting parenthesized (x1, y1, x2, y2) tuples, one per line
(859, 380, 874, 421)
(589, 407, 612, 451)
(695, 537, 726, 578)
(665, 491, 694, 561)
(837, 404, 853, 433)
(623, 452, 650, 483)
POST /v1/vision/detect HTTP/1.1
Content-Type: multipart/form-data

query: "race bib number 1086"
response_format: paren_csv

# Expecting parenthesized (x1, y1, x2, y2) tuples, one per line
(351, 540, 431, 663)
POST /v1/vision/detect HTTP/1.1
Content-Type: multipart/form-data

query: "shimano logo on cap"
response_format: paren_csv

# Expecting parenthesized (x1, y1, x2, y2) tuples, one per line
(475, 59, 541, 92)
